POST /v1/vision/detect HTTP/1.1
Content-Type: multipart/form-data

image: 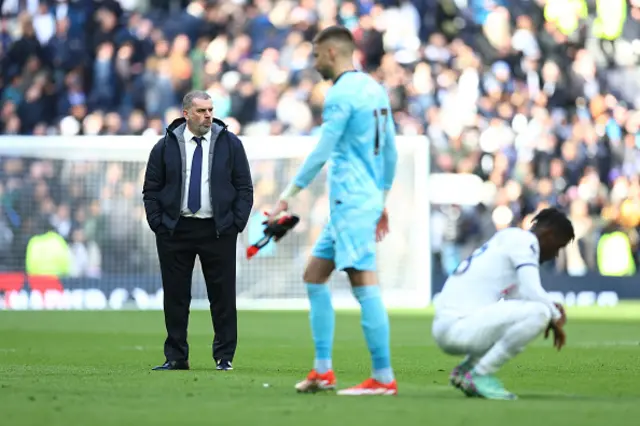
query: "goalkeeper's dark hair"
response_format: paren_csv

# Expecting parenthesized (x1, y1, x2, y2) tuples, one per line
(531, 207, 575, 242)
(313, 25, 355, 50)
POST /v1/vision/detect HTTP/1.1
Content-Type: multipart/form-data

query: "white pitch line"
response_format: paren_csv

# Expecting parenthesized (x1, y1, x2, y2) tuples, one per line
(568, 340, 640, 348)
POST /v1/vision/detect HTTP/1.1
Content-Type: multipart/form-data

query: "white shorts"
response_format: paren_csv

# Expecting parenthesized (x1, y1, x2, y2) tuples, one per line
(432, 300, 553, 357)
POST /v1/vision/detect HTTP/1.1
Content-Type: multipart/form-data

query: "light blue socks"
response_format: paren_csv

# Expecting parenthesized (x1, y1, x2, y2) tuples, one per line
(306, 283, 335, 373)
(306, 283, 394, 383)
(353, 285, 395, 384)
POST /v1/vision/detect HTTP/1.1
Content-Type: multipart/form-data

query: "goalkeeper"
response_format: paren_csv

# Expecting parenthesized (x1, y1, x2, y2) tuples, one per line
(266, 25, 398, 396)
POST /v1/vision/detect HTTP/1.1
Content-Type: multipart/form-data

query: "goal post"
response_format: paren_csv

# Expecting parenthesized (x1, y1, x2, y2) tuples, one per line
(0, 135, 431, 310)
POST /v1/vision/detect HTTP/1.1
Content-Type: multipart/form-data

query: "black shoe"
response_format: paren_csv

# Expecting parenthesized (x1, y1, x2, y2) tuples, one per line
(216, 359, 233, 371)
(152, 360, 190, 371)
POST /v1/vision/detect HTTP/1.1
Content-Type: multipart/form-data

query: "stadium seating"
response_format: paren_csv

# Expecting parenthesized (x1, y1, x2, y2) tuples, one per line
(1, 0, 638, 304)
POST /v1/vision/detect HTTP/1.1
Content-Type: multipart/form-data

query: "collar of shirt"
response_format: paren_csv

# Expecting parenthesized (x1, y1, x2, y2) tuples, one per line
(183, 126, 212, 145)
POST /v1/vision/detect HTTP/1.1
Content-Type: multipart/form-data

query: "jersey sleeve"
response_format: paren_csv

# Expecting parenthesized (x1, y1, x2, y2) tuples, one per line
(508, 232, 540, 270)
(383, 108, 397, 192)
(292, 91, 351, 190)
(509, 231, 562, 321)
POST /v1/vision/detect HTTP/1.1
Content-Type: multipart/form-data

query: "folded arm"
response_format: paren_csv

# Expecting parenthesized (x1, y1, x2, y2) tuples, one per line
(515, 265, 562, 321)
(511, 238, 562, 321)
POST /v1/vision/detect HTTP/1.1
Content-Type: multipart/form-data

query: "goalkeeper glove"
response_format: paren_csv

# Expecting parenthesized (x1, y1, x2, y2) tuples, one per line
(246, 214, 300, 259)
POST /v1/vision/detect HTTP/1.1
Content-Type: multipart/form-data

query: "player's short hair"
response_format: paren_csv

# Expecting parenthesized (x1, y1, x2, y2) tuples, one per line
(531, 207, 575, 242)
(313, 25, 355, 50)
(182, 90, 211, 111)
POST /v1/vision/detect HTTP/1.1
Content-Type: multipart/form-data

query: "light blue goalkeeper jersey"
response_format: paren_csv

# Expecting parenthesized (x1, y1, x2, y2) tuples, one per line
(292, 71, 398, 213)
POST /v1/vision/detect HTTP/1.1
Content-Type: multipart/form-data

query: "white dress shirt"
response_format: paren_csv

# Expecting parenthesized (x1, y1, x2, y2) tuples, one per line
(181, 127, 213, 218)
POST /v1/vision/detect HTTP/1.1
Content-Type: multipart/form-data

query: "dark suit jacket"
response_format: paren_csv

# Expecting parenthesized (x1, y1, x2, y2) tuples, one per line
(142, 117, 254, 236)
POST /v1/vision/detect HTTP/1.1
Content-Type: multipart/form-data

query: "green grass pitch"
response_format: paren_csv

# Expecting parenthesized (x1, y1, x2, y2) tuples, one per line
(2, 305, 640, 426)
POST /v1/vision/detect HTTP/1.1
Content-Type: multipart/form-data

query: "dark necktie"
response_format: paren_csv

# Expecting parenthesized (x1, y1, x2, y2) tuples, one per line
(188, 136, 203, 214)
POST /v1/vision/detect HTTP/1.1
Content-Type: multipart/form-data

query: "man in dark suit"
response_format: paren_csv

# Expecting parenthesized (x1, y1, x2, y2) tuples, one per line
(142, 90, 253, 371)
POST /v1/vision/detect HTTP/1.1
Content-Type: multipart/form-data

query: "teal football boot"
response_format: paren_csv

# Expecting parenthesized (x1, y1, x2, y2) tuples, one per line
(460, 371, 517, 400)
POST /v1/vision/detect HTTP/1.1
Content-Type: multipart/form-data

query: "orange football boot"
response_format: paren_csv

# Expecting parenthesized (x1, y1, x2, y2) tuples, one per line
(337, 378, 398, 396)
(295, 369, 337, 393)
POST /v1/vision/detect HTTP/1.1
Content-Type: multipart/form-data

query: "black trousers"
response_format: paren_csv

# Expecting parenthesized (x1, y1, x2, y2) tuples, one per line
(155, 217, 238, 363)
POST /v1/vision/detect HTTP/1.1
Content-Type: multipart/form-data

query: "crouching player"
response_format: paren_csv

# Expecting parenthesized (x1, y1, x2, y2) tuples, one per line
(432, 207, 574, 400)
(266, 25, 398, 395)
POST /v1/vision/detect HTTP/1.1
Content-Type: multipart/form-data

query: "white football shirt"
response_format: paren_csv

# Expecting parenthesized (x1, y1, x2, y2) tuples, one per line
(434, 227, 562, 321)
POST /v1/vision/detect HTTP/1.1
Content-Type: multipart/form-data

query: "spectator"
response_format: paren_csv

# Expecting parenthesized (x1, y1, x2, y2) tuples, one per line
(0, 0, 639, 279)
(25, 220, 71, 278)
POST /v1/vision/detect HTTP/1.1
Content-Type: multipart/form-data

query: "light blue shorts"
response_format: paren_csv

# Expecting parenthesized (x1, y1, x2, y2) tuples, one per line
(311, 206, 380, 272)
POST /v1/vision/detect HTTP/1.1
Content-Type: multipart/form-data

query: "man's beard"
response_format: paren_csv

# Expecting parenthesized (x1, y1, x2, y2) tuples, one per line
(196, 122, 211, 135)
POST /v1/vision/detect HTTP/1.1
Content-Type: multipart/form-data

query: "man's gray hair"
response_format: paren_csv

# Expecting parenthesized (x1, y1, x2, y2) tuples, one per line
(182, 90, 212, 110)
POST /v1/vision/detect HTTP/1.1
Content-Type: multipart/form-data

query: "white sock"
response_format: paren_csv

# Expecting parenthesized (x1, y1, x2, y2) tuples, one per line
(474, 342, 513, 375)
(474, 314, 547, 375)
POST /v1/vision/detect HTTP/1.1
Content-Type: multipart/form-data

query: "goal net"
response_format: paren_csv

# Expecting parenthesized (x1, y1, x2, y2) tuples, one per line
(0, 135, 430, 310)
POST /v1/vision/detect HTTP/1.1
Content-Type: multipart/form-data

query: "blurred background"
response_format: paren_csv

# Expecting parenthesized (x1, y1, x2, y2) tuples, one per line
(0, 0, 639, 308)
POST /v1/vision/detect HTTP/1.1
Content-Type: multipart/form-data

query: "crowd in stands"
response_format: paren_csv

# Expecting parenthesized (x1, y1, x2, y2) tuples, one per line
(0, 0, 639, 279)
